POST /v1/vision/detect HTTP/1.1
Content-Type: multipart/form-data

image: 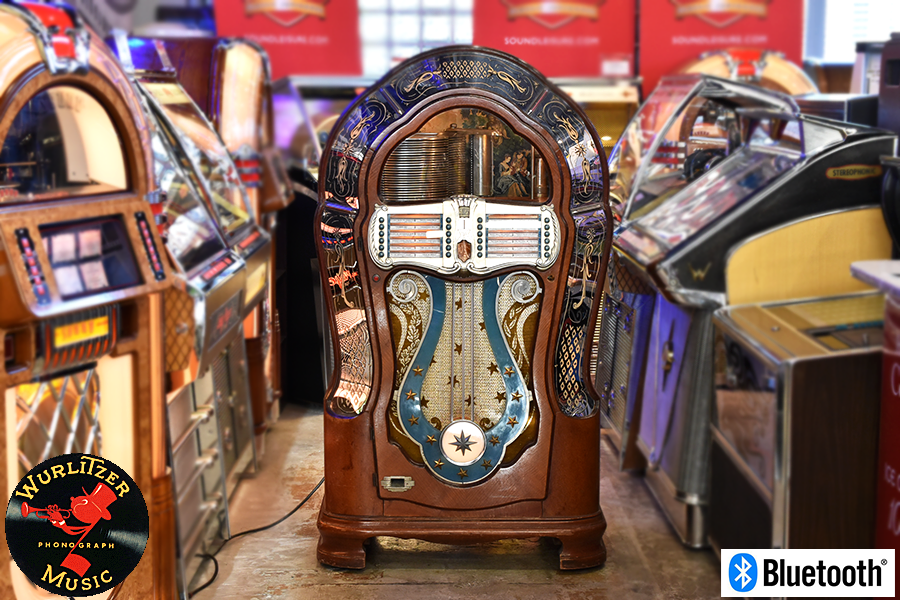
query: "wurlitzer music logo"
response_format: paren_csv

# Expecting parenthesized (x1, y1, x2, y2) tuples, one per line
(245, 0, 328, 27)
(670, 0, 771, 28)
(5, 454, 149, 596)
(501, 0, 604, 29)
(721, 549, 895, 597)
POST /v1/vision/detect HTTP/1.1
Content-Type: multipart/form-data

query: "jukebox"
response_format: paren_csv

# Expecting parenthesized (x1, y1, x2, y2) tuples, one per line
(316, 47, 613, 569)
(710, 291, 883, 552)
(106, 33, 258, 595)
(0, 3, 176, 597)
(149, 36, 294, 440)
(607, 74, 894, 546)
(678, 48, 818, 96)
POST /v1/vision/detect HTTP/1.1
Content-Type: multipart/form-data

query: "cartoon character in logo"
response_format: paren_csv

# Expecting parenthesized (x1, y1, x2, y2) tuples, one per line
(21, 482, 117, 577)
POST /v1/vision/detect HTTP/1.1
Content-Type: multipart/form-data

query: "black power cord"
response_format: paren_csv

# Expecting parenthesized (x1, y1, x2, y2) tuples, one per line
(187, 477, 325, 598)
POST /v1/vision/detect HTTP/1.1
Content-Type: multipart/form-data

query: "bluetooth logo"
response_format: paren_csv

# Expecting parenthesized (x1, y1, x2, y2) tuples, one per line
(729, 553, 758, 592)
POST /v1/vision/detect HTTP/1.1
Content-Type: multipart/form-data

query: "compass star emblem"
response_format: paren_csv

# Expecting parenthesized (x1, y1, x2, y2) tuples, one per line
(450, 430, 476, 456)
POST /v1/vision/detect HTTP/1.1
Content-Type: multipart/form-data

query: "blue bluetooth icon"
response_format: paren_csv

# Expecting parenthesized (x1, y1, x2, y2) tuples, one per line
(729, 553, 758, 592)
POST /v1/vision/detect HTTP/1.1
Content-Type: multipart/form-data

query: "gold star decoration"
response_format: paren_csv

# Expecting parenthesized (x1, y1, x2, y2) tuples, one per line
(481, 459, 493, 470)
(455, 297, 463, 310)
(430, 355, 437, 366)
(418, 289, 429, 301)
(413, 365, 423, 376)
(504, 366, 515, 377)
(465, 395, 472, 406)
(434, 458, 444, 469)
(458, 468, 468, 479)
(455, 343, 462, 355)
(426, 435, 436, 445)
(479, 322, 486, 331)
(507, 416, 518, 426)
(408, 415, 419, 426)
(495, 391, 506, 402)
(489, 435, 500, 446)
(487, 362, 499, 375)
(420, 397, 429, 408)
(405, 389, 416, 400)
(511, 391, 522, 401)
(447, 375, 459, 387)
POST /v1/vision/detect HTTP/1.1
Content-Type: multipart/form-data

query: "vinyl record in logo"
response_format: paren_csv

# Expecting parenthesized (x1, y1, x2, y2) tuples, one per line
(5, 454, 149, 596)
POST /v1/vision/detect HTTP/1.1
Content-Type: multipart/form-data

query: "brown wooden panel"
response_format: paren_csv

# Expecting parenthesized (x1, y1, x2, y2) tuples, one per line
(788, 353, 881, 548)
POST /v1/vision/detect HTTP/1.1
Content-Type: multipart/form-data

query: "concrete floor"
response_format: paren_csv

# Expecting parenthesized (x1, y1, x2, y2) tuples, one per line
(192, 404, 721, 599)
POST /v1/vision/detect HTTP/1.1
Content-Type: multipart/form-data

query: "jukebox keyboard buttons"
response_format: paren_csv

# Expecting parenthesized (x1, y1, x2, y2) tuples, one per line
(15, 229, 50, 305)
(370, 196, 561, 275)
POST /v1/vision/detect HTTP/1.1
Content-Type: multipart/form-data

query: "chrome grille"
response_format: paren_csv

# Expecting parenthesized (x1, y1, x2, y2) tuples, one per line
(596, 296, 635, 433)
(15, 369, 101, 477)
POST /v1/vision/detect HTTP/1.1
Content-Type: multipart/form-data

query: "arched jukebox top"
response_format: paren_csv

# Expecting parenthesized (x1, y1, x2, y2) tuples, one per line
(317, 47, 612, 487)
(0, 2, 167, 326)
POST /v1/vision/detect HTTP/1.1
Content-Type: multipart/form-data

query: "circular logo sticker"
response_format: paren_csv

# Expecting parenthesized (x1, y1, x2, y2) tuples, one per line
(5, 453, 149, 597)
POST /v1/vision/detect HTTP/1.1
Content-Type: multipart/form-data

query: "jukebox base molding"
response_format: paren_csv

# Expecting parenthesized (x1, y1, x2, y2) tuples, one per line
(316, 501, 608, 570)
(643, 465, 707, 549)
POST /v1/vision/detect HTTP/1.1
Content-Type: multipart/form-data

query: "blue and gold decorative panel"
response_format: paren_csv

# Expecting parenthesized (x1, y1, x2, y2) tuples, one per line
(387, 270, 542, 485)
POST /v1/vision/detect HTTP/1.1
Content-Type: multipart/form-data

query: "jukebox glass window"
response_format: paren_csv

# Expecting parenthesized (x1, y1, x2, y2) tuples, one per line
(379, 108, 551, 202)
(610, 80, 743, 219)
(636, 140, 799, 248)
(38, 216, 143, 299)
(219, 43, 265, 153)
(609, 79, 696, 214)
(151, 131, 227, 274)
(625, 97, 741, 219)
(142, 82, 253, 238)
(0, 87, 128, 202)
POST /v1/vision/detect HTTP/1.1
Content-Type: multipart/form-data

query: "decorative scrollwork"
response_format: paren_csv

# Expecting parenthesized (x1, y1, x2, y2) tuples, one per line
(510, 272, 542, 304)
(388, 273, 420, 304)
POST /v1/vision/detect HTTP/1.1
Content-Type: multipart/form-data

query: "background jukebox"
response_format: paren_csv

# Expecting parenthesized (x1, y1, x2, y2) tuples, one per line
(316, 47, 613, 570)
(606, 74, 894, 547)
(107, 33, 264, 596)
(149, 36, 294, 445)
(0, 3, 176, 597)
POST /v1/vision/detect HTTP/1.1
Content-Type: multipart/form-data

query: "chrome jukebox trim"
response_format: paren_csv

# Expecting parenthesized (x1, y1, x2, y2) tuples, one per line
(1, 3, 91, 75)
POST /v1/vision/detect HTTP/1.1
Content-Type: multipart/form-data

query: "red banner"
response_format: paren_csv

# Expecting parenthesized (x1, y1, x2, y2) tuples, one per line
(214, 0, 361, 79)
(473, 0, 636, 78)
(639, 0, 803, 94)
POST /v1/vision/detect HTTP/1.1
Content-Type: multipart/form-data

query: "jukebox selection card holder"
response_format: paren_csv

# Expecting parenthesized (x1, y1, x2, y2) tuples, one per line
(0, 3, 177, 597)
(315, 46, 613, 569)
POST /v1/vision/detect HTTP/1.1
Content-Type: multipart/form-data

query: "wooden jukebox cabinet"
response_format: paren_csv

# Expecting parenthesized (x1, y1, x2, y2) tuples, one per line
(316, 47, 613, 568)
(0, 3, 176, 598)
(148, 36, 294, 440)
